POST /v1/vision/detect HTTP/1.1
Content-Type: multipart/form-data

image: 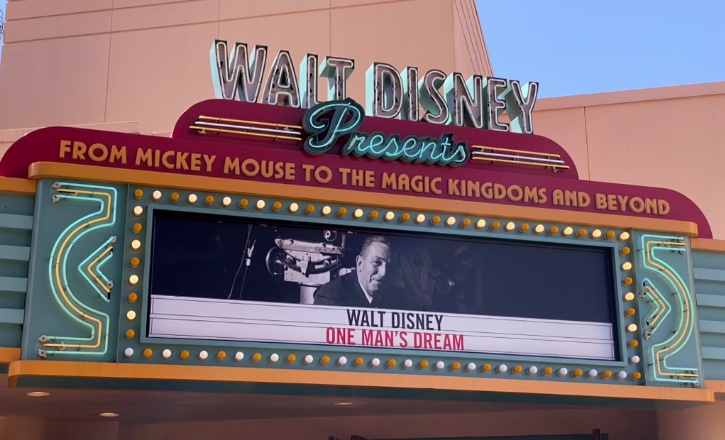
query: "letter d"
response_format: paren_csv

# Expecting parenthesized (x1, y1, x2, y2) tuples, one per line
(391, 312, 400, 328)
(366, 62, 403, 118)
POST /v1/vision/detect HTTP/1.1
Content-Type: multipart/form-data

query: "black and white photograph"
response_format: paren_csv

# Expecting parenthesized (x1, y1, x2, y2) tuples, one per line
(148, 210, 618, 360)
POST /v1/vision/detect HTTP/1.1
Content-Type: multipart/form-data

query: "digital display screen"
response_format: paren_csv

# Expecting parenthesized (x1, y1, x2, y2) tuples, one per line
(147, 210, 618, 360)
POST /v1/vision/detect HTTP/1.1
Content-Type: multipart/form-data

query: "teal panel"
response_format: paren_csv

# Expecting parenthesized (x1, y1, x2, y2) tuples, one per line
(21, 180, 126, 362)
(699, 333, 725, 347)
(633, 233, 702, 387)
(0, 291, 25, 310)
(694, 248, 725, 380)
(694, 268, 725, 282)
(693, 250, 725, 270)
(700, 320, 725, 334)
(697, 294, 725, 308)
(0, 323, 22, 346)
(0, 193, 34, 350)
(0, 276, 27, 293)
(0, 259, 29, 279)
(0, 193, 35, 214)
(702, 360, 725, 381)
(0, 245, 30, 262)
(0, 308, 23, 324)
(697, 281, 725, 298)
(0, 229, 32, 247)
(0, 214, 33, 230)
(111, 185, 652, 390)
(702, 347, 725, 361)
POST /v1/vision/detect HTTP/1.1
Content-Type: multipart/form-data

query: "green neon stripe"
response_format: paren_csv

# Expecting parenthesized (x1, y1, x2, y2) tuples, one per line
(44, 182, 116, 356)
(95, 251, 114, 287)
(77, 238, 115, 302)
(640, 234, 698, 383)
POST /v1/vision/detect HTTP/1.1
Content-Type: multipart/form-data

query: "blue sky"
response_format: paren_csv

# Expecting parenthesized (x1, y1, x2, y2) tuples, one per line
(476, 0, 725, 97)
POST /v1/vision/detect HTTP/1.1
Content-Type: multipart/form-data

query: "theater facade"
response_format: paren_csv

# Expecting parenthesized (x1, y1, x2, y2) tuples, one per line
(1, 2, 725, 440)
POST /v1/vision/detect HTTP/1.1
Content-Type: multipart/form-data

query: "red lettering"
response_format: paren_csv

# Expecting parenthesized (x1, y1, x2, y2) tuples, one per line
(399, 331, 407, 348)
(411, 332, 464, 351)
(325, 327, 355, 345)
(361, 329, 373, 345)
(385, 331, 394, 346)
(453, 334, 464, 350)
(343, 328, 355, 345)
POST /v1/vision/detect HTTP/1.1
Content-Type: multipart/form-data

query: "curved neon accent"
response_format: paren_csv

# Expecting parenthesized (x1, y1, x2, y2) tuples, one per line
(95, 249, 114, 288)
(641, 234, 698, 383)
(43, 183, 117, 356)
(641, 279, 669, 332)
(77, 237, 115, 300)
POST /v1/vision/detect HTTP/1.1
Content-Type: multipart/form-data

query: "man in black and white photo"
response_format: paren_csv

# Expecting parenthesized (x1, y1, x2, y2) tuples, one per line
(313, 236, 392, 308)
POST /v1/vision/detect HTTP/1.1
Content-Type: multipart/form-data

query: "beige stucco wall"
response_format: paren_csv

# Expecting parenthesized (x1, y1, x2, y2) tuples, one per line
(534, 82, 725, 238)
(656, 399, 725, 440)
(0, 0, 490, 137)
(2, 2, 721, 239)
(4, 0, 720, 237)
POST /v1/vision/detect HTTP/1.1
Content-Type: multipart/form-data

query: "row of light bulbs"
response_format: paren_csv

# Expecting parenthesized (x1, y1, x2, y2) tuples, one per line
(132, 189, 633, 240)
(123, 188, 643, 383)
(119, 345, 643, 381)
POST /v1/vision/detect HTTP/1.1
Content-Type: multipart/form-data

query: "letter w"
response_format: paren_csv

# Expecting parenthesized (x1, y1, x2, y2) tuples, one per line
(210, 40, 267, 102)
(347, 309, 362, 326)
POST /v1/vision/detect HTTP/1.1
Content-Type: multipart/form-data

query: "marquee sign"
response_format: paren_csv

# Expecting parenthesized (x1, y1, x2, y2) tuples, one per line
(147, 209, 617, 360)
(1, 98, 711, 237)
(1, 41, 712, 405)
(210, 40, 539, 134)
(301, 99, 470, 167)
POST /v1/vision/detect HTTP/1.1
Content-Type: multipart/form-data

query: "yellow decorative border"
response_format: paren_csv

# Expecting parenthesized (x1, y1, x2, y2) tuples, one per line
(705, 380, 725, 394)
(29, 162, 699, 236)
(7, 360, 715, 403)
(691, 238, 725, 252)
(0, 347, 21, 364)
(0, 177, 37, 195)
